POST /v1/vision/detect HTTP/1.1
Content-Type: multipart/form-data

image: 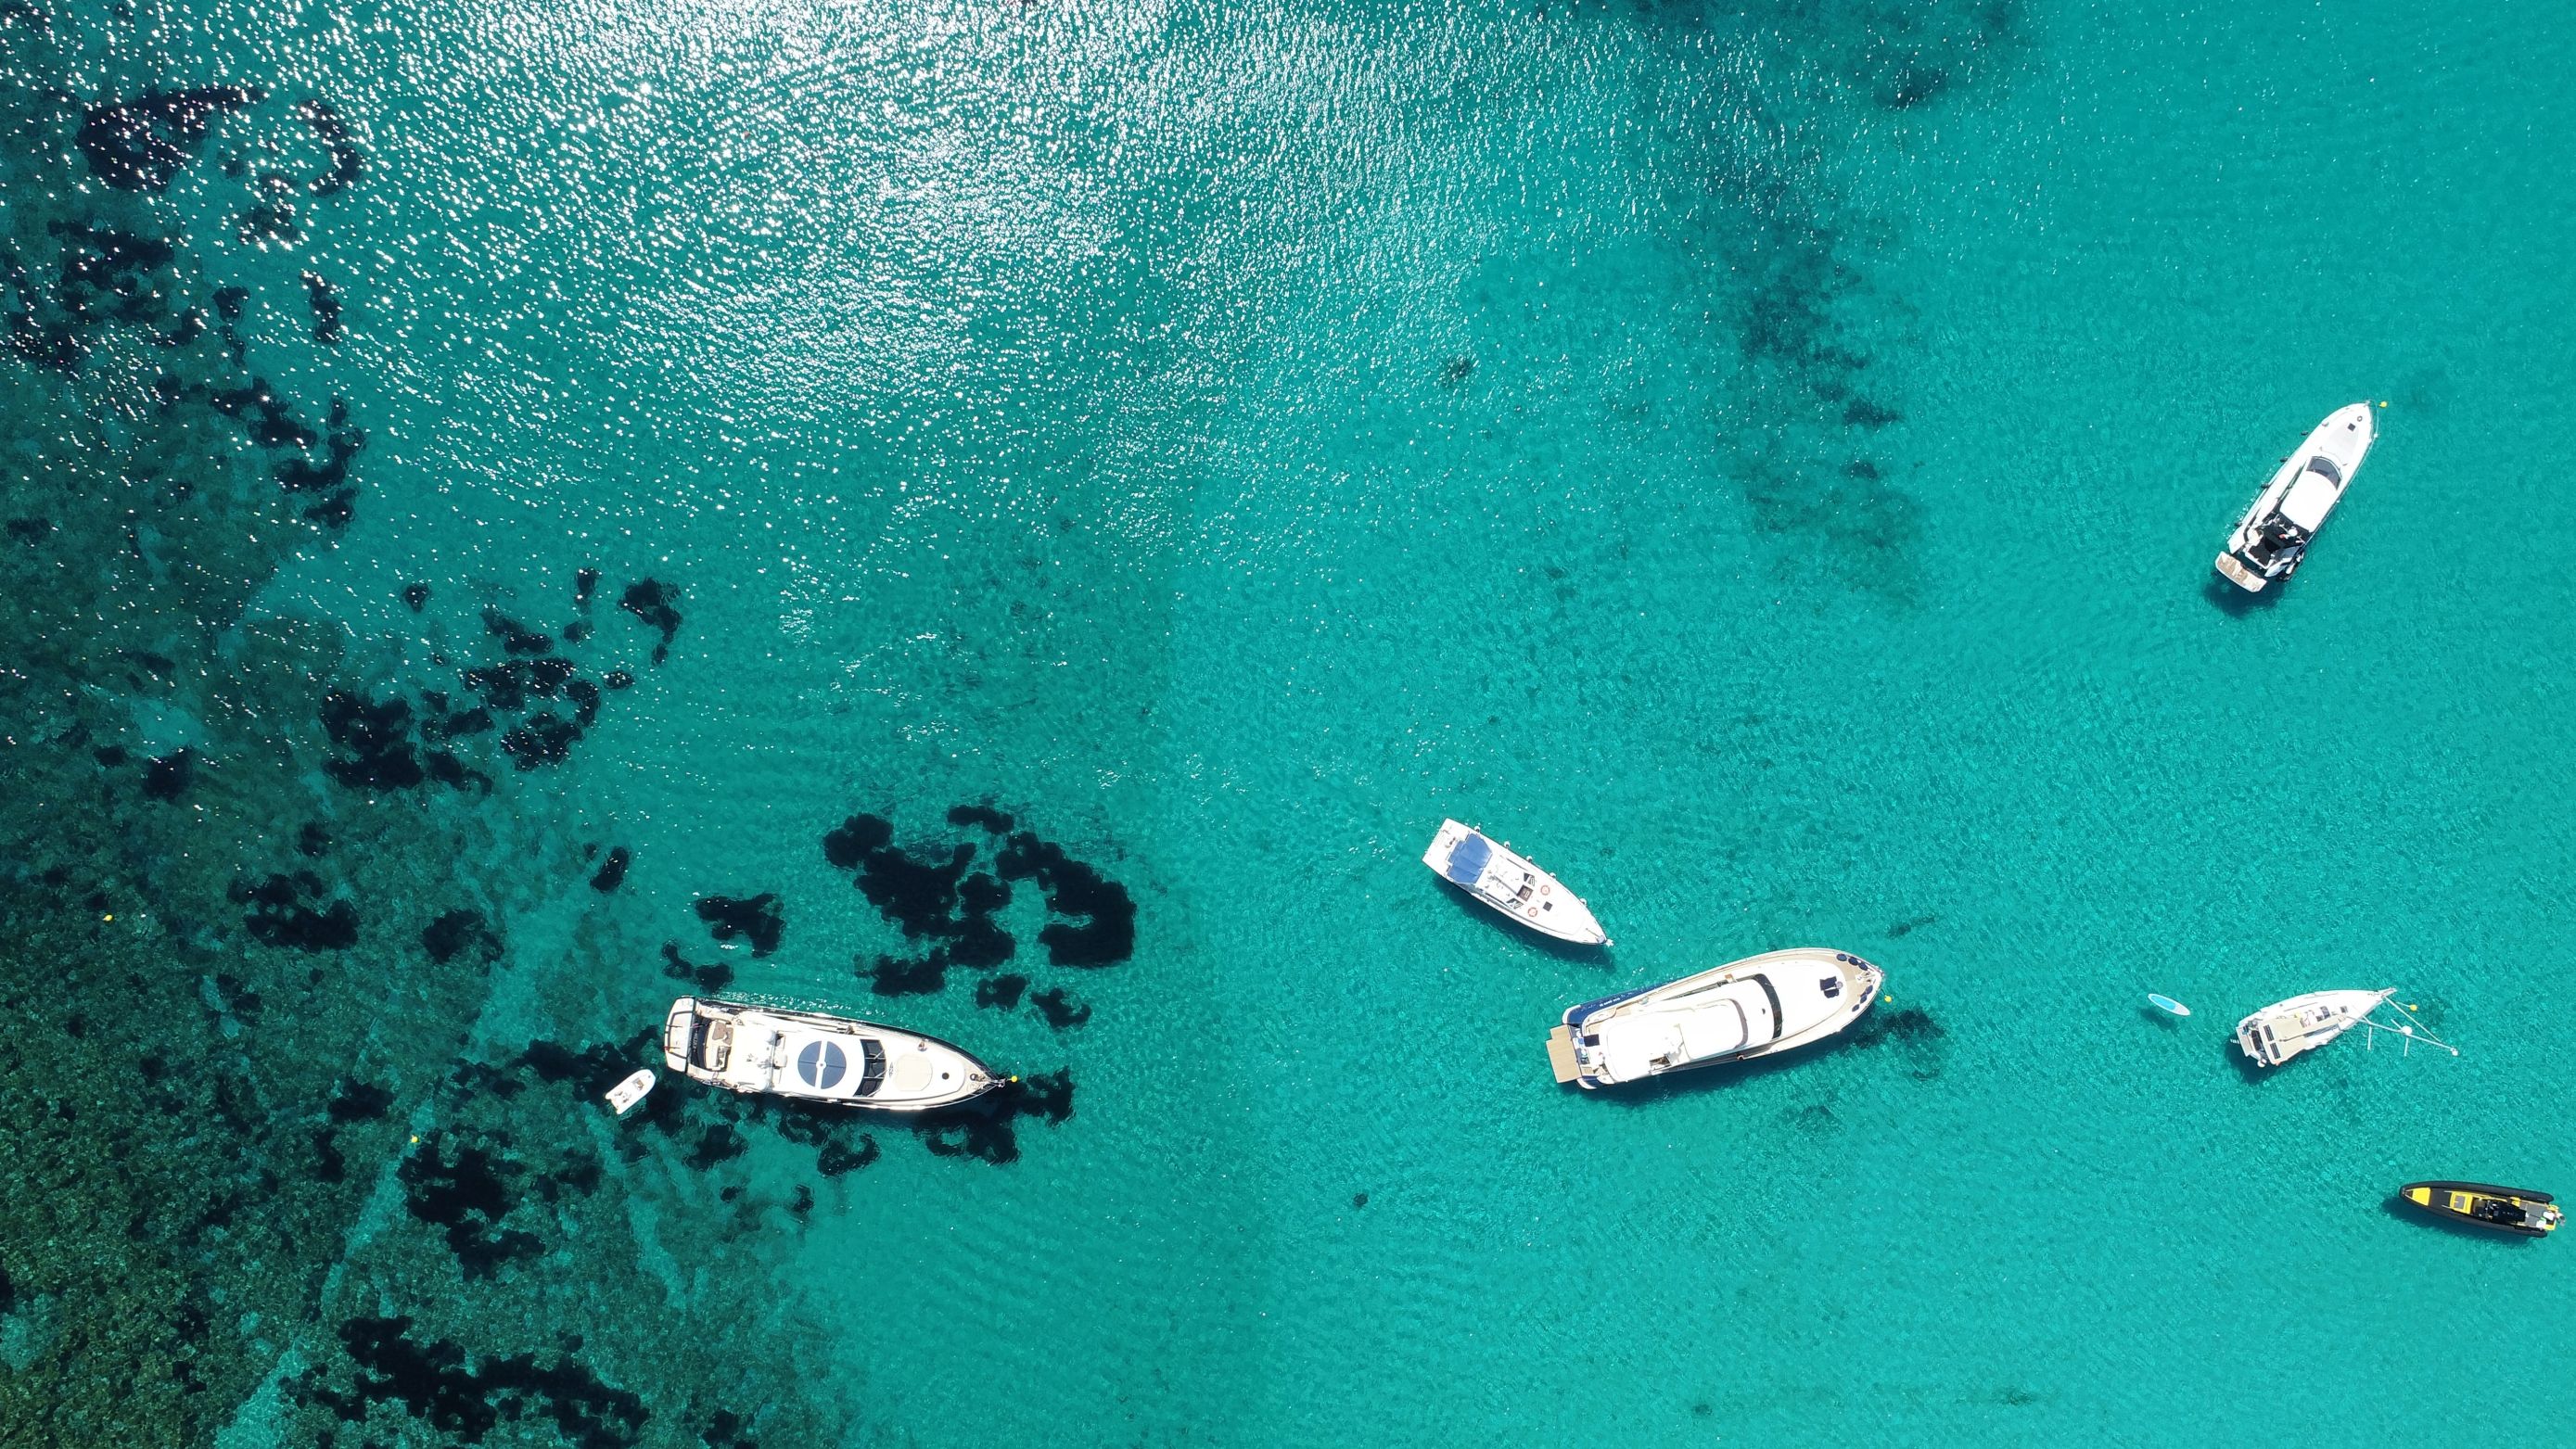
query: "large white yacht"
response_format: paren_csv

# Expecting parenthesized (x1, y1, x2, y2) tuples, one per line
(2214, 403, 2376, 592)
(1546, 948, 1881, 1088)
(662, 997, 998, 1111)
(1422, 819, 1608, 946)
(2234, 988, 2393, 1068)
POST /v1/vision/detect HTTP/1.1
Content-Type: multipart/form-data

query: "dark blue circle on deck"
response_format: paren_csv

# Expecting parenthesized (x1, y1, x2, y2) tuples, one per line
(796, 1038, 848, 1089)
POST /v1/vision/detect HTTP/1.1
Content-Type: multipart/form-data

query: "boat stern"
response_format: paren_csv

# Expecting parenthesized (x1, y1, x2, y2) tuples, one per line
(662, 997, 703, 1074)
(2233, 1014, 2279, 1067)
(2213, 551, 2268, 592)
(1545, 1024, 1585, 1086)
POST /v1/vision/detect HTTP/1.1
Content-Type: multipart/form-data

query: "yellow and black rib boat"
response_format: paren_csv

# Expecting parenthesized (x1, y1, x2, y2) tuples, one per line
(2399, 1182, 2562, 1238)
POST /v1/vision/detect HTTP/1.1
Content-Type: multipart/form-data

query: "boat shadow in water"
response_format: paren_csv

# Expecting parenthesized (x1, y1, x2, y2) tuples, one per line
(2203, 574, 2282, 618)
(1579, 1036, 1862, 1105)
(1437, 883, 1614, 968)
(2222, 1036, 2274, 1084)
(1576, 1003, 1950, 1103)
(2138, 1005, 2187, 1031)
(2379, 1195, 2541, 1246)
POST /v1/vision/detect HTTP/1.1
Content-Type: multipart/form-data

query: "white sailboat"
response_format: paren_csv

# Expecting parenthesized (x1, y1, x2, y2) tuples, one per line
(2234, 988, 2456, 1068)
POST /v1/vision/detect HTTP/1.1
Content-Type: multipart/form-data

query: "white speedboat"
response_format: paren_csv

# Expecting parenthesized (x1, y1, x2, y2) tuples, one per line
(1546, 947, 1881, 1088)
(662, 997, 998, 1111)
(2234, 988, 2393, 1068)
(1422, 819, 1607, 946)
(2214, 403, 2376, 592)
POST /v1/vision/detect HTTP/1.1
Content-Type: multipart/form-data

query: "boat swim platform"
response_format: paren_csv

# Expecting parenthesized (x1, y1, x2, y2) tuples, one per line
(1545, 1025, 1580, 1085)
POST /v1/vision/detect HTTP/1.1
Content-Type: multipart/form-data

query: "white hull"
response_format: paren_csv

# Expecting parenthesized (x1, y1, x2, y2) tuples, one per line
(1547, 947, 1882, 1088)
(2234, 988, 2393, 1068)
(662, 997, 998, 1111)
(1423, 819, 1608, 945)
(2215, 404, 2375, 591)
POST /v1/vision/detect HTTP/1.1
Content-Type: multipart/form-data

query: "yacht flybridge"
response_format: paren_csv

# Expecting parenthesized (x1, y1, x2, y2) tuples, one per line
(662, 997, 998, 1111)
(1546, 948, 1882, 1088)
(1423, 819, 1608, 946)
(2214, 403, 2376, 591)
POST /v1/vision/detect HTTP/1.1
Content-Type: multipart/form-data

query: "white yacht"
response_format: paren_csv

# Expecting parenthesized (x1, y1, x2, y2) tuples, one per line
(2214, 403, 2376, 591)
(1546, 947, 1882, 1088)
(1422, 820, 1608, 946)
(2234, 988, 2393, 1068)
(662, 997, 998, 1111)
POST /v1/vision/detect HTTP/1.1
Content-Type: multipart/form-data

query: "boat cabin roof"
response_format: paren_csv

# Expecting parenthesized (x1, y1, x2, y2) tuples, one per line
(2280, 468, 2340, 530)
(776, 1028, 888, 1100)
(1593, 999, 1751, 1080)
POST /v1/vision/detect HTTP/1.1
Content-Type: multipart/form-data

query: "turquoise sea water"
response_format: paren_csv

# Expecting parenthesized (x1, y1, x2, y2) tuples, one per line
(4, 0, 2573, 1443)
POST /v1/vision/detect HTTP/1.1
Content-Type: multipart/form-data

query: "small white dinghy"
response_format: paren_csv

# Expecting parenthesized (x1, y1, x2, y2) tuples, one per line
(604, 1068, 657, 1115)
(2235, 988, 2392, 1067)
(662, 997, 998, 1111)
(1546, 948, 1882, 1088)
(1422, 819, 1607, 946)
(2214, 403, 2376, 592)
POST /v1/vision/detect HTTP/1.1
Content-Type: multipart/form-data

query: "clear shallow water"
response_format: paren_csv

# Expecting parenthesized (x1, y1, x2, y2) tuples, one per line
(3, 0, 2571, 1444)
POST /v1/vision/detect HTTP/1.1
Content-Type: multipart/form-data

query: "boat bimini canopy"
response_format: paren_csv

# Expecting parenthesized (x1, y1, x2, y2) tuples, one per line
(1443, 831, 1493, 887)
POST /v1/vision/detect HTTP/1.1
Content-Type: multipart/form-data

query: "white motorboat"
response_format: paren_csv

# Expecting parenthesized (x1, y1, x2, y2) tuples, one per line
(662, 997, 998, 1111)
(1422, 819, 1607, 946)
(2234, 988, 2393, 1068)
(1546, 947, 1882, 1088)
(2214, 403, 2376, 592)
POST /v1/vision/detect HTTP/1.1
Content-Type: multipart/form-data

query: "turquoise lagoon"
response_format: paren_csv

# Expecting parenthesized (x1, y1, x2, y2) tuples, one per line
(0, 0, 2570, 1444)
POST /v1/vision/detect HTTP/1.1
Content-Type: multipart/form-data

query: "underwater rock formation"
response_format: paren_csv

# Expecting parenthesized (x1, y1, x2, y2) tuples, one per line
(294, 1315, 647, 1447)
(230, 871, 359, 950)
(660, 941, 733, 993)
(300, 270, 342, 343)
(293, 96, 364, 194)
(993, 831, 1137, 967)
(694, 893, 783, 957)
(139, 747, 195, 801)
(945, 803, 1014, 833)
(320, 690, 479, 793)
(588, 845, 631, 892)
(398, 1133, 542, 1277)
(76, 85, 260, 191)
(1027, 986, 1091, 1030)
(420, 909, 502, 967)
(618, 578, 681, 664)
(909, 1069, 1075, 1166)
(861, 948, 951, 997)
